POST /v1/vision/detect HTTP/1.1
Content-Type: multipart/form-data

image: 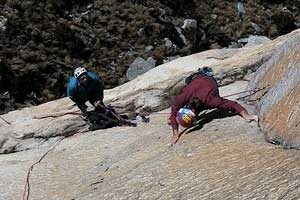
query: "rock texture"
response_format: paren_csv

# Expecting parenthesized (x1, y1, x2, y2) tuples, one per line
(1, 92, 300, 199)
(0, 98, 84, 153)
(248, 33, 300, 149)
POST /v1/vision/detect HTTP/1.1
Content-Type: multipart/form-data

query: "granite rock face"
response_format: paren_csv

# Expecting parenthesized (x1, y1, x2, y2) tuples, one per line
(0, 98, 85, 153)
(1, 94, 300, 200)
(248, 33, 300, 149)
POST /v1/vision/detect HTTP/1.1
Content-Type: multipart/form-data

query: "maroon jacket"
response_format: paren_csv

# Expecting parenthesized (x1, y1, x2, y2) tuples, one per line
(169, 75, 246, 129)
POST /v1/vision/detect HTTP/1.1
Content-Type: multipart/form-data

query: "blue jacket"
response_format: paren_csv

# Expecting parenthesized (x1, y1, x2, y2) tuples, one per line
(67, 71, 104, 110)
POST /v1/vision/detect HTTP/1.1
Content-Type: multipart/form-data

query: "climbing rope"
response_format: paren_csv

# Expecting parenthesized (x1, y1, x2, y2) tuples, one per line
(0, 116, 10, 125)
(32, 110, 81, 119)
(23, 139, 63, 200)
(222, 84, 270, 99)
(148, 85, 271, 116)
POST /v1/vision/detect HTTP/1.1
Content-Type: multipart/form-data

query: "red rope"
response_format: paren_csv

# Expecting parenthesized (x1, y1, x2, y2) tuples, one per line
(23, 139, 63, 200)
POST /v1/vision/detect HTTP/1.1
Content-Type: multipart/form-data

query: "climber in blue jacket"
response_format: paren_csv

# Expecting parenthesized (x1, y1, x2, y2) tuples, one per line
(67, 66, 104, 114)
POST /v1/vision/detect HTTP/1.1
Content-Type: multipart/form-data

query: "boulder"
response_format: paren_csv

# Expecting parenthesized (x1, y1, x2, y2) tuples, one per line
(126, 57, 156, 81)
(182, 19, 197, 29)
(237, 35, 271, 47)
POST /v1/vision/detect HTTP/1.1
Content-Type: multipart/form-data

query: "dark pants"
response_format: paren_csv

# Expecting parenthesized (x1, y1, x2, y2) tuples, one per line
(86, 110, 119, 131)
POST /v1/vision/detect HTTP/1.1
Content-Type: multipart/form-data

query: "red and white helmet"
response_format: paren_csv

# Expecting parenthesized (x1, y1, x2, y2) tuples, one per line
(74, 67, 87, 79)
(176, 108, 196, 127)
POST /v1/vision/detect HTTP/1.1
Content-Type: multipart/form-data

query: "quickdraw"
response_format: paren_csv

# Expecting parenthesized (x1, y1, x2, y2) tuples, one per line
(222, 84, 270, 99)
(236, 84, 271, 101)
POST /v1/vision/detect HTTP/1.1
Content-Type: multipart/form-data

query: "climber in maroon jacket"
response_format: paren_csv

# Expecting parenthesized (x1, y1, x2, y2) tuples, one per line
(168, 74, 258, 146)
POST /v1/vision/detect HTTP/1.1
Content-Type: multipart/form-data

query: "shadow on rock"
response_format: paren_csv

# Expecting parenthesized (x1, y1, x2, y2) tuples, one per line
(180, 109, 237, 137)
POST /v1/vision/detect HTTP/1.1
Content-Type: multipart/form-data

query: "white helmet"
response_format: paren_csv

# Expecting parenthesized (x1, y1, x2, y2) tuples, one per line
(74, 67, 87, 79)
